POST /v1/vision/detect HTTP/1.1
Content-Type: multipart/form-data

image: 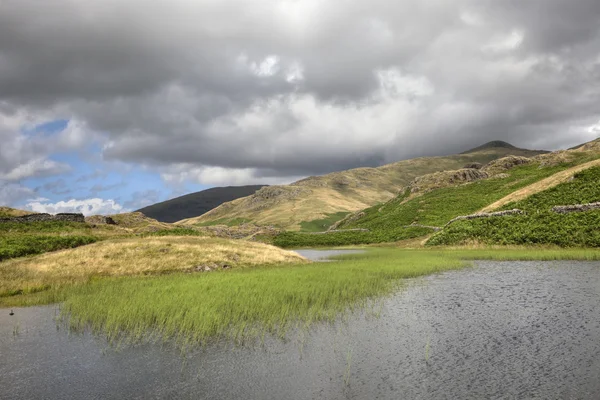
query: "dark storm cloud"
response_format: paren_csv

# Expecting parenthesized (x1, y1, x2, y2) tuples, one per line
(1, 0, 599, 184)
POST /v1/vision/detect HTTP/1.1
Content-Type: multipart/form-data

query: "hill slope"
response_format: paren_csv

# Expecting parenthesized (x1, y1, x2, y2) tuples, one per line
(137, 185, 265, 223)
(428, 163, 600, 247)
(273, 145, 600, 247)
(178, 142, 546, 230)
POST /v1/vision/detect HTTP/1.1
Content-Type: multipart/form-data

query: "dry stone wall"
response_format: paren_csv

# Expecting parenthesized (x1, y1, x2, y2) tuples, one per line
(445, 209, 525, 227)
(552, 202, 600, 214)
(0, 213, 85, 224)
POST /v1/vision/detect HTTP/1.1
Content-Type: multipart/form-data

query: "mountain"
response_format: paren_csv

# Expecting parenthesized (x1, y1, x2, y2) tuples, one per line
(177, 141, 547, 230)
(137, 185, 266, 223)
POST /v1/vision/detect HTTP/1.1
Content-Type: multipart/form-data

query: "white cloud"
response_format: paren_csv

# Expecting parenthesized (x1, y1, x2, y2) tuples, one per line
(0, 158, 71, 181)
(483, 30, 525, 53)
(26, 198, 125, 216)
(161, 164, 298, 186)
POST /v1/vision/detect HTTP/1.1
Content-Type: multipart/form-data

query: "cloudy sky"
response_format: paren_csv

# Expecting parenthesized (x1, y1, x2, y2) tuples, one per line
(1, 0, 599, 215)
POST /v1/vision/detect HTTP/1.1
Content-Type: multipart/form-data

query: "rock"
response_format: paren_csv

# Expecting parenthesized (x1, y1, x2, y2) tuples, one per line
(328, 211, 365, 231)
(409, 168, 489, 194)
(463, 162, 483, 170)
(552, 202, 600, 214)
(85, 215, 117, 225)
(481, 156, 531, 175)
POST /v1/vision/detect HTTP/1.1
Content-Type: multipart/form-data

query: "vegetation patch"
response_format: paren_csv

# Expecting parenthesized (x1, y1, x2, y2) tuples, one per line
(299, 212, 350, 232)
(0, 221, 105, 261)
(274, 226, 433, 248)
(274, 152, 599, 247)
(60, 248, 466, 345)
(428, 166, 600, 247)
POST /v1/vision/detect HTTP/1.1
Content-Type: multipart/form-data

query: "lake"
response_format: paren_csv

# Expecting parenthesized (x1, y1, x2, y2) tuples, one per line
(1, 260, 599, 399)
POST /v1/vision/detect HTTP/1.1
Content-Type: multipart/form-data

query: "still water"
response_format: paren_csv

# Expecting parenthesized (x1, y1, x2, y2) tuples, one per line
(1, 261, 599, 399)
(293, 249, 365, 261)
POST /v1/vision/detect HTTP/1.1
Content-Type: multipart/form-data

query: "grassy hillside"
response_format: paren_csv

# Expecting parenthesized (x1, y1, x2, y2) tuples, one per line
(138, 185, 266, 223)
(274, 149, 600, 248)
(179, 142, 546, 230)
(428, 165, 600, 247)
(0, 212, 173, 262)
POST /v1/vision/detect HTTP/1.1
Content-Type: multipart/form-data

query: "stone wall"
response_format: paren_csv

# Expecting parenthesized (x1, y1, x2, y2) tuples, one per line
(308, 228, 370, 235)
(445, 209, 525, 227)
(552, 202, 600, 214)
(0, 213, 85, 224)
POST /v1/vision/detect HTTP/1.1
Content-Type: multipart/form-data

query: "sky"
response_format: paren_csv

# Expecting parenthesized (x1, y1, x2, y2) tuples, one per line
(1, 0, 599, 215)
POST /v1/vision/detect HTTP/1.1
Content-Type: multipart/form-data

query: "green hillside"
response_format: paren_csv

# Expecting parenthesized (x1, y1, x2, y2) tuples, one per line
(428, 165, 600, 247)
(274, 149, 600, 248)
(180, 142, 546, 230)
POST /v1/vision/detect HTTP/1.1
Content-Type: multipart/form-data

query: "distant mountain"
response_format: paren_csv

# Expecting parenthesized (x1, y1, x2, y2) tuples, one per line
(461, 140, 547, 154)
(177, 141, 548, 230)
(137, 185, 266, 223)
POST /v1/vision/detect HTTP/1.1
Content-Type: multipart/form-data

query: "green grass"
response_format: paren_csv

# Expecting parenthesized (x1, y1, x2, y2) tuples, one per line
(299, 212, 349, 232)
(0, 235, 98, 261)
(194, 217, 253, 227)
(0, 221, 101, 261)
(274, 226, 432, 248)
(428, 166, 600, 247)
(143, 227, 205, 237)
(273, 153, 599, 247)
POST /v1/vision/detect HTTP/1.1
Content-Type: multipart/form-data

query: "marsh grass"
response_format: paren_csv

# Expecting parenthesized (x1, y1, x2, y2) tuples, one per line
(56, 249, 463, 347)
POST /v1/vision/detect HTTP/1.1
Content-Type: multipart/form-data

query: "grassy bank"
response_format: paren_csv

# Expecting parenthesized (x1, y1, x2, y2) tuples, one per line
(3, 247, 597, 346)
(0, 236, 305, 300)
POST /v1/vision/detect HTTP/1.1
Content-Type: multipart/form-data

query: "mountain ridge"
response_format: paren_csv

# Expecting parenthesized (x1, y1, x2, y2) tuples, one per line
(177, 141, 547, 229)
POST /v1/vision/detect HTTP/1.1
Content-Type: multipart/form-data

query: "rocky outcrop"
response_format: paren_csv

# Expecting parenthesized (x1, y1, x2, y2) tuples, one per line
(481, 156, 531, 175)
(248, 186, 312, 206)
(0, 213, 85, 224)
(85, 215, 117, 225)
(552, 202, 600, 214)
(409, 168, 489, 194)
(328, 211, 365, 231)
(445, 209, 525, 227)
(463, 162, 483, 170)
